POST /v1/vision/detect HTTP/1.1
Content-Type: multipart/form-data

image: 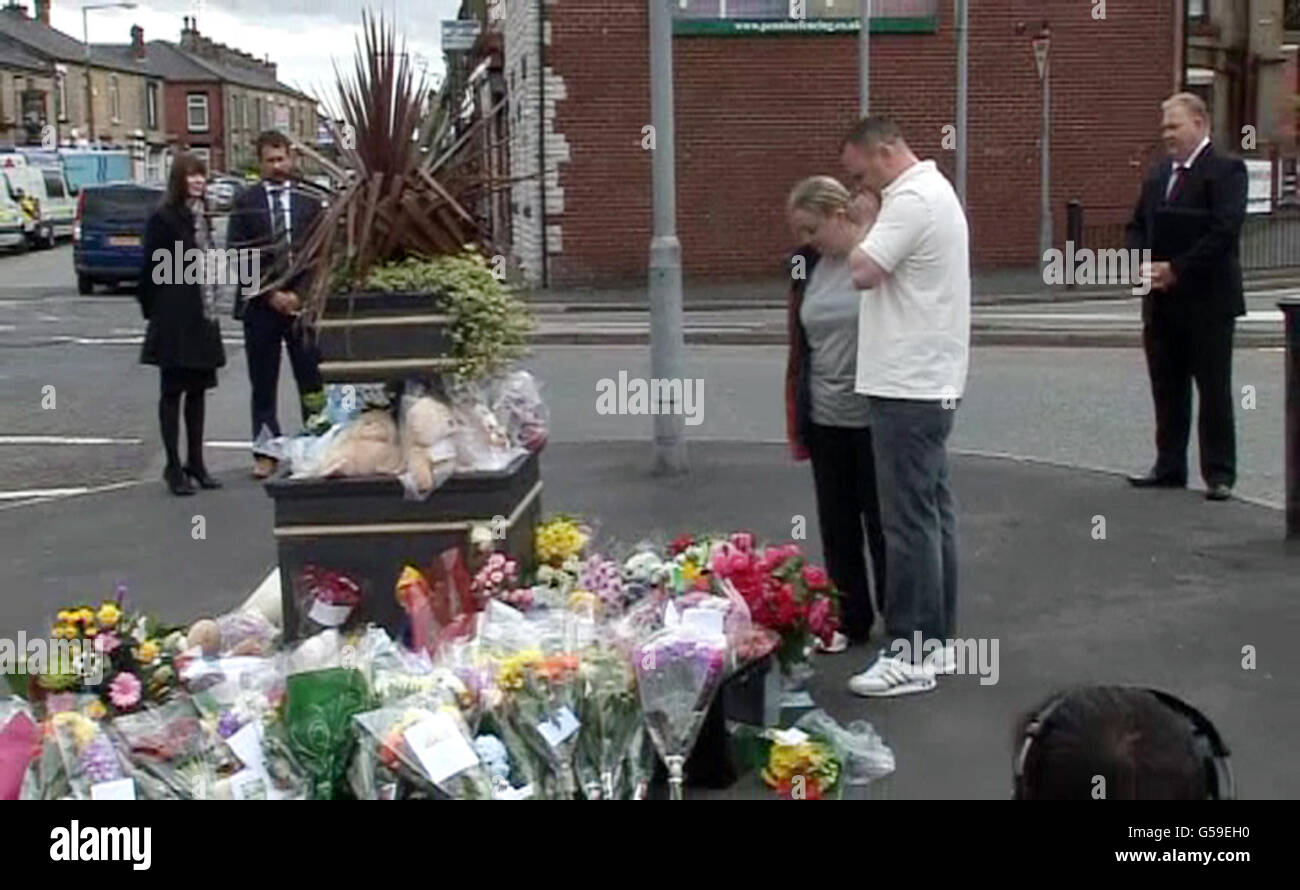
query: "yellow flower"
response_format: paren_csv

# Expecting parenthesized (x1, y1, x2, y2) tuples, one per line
(83, 623, 99, 637)
(135, 640, 161, 664)
(681, 561, 701, 583)
(52, 712, 98, 748)
(96, 602, 121, 628)
(76, 608, 95, 625)
(497, 649, 544, 691)
(57, 610, 74, 624)
(568, 590, 597, 614)
(85, 700, 107, 720)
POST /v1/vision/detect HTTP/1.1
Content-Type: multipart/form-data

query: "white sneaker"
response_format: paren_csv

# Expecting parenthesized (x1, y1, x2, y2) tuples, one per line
(814, 631, 848, 654)
(847, 654, 937, 698)
(924, 642, 958, 675)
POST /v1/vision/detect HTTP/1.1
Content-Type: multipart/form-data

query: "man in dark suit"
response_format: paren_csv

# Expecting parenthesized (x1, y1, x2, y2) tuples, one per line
(227, 130, 325, 478)
(1125, 92, 1247, 501)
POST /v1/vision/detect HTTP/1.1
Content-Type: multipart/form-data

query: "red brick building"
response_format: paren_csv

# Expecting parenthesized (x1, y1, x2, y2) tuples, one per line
(463, 0, 1186, 287)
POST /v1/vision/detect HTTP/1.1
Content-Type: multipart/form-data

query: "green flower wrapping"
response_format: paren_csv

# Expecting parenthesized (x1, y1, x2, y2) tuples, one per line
(284, 667, 372, 800)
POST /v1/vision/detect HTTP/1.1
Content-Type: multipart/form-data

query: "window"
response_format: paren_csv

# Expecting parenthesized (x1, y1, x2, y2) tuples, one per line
(289, 105, 295, 134)
(41, 169, 64, 199)
(12, 78, 22, 125)
(57, 73, 67, 122)
(1287, 0, 1300, 30)
(230, 93, 237, 131)
(146, 82, 158, 130)
(110, 76, 120, 122)
(254, 97, 262, 130)
(187, 93, 209, 132)
(1189, 0, 1209, 22)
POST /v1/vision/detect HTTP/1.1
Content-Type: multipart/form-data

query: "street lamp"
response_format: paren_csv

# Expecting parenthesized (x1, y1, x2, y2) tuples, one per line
(83, 2, 137, 144)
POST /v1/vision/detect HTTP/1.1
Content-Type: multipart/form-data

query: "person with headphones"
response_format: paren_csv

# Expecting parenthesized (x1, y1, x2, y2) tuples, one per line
(1013, 686, 1233, 800)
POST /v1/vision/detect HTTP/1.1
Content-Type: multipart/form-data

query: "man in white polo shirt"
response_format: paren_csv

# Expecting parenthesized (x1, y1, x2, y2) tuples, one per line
(840, 117, 971, 697)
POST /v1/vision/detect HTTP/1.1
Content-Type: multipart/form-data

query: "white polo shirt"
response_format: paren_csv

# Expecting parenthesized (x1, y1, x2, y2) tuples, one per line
(855, 159, 971, 400)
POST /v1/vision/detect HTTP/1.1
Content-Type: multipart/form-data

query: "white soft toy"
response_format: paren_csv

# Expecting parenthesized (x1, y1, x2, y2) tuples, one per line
(400, 396, 457, 495)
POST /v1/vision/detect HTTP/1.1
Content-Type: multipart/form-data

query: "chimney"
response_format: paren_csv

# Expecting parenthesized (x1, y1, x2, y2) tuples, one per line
(180, 16, 201, 52)
(130, 24, 144, 59)
(34, 0, 47, 26)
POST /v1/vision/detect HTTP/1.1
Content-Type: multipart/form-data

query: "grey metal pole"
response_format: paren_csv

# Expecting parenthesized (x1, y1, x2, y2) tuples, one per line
(1281, 296, 1300, 538)
(648, 0, 686, 475)
(955, 0, 968, 204)
(1038, 39, 1052, 261)
(859, 0, 871, 115)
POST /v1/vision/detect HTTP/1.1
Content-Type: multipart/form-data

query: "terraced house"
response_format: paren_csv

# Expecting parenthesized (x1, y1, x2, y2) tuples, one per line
(0, 0, 166, 163)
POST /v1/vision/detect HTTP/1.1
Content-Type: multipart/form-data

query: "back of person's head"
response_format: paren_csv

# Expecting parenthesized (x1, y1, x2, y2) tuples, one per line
(842, 116, 907, 151)
(787, 175, 850, 217)
(1013, 686, 1230, 800)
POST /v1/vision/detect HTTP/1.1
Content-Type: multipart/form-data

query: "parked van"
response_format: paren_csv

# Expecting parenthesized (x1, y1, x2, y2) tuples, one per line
(1, 165, 56, 249)
(72, 183, 163, 294)
(0, 188, 26, 251)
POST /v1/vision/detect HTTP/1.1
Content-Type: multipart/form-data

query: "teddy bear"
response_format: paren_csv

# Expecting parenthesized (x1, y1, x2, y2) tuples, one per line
(400, 395, 457, 496)
(317, 409, 403, 478)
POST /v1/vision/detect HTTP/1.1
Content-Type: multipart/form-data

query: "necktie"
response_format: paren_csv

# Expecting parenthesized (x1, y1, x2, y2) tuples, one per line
(269, 184, 287, 245)
(1166, 163, 1186, 202)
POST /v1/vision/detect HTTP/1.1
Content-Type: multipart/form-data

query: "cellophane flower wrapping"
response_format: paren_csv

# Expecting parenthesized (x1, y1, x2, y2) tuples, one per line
(181, 654, 306, 800)
(293, 565, 365, 640)
(634, 625, 729, 795)
(49, 708, 134, 800)
(0, 697, 38, 800)
(574, 635, 642, 799)
(490, 369, 549, 453)
(350, 693, 492, 800)
(106, 696, 218, 799)
(282, 630, 374, 800)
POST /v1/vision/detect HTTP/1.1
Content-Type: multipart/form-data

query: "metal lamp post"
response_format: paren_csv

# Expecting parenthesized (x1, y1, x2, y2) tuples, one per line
(82, 2, 137, 145)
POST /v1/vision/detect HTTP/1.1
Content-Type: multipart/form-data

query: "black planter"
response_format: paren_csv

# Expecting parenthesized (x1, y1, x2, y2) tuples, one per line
(317, 289, 455, 385)
(265, 449, 543, 641)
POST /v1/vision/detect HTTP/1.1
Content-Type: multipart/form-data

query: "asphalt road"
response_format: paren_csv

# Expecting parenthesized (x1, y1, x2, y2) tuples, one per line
(0, 244, 1289, 507)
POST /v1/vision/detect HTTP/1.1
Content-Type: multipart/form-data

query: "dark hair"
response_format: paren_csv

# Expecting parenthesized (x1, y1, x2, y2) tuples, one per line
(165, 151, 207, 209)
(256, 130, 292, 160)
(1014, 686, 1211, 800)
(842, 116, 906, 151)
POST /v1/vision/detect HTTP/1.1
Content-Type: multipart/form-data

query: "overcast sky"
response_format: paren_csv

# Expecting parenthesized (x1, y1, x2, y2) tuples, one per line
(47, 0, 463, 107)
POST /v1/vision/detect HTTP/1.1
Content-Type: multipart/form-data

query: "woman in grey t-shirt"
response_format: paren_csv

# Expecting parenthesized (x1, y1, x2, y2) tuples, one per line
(784, 176, 886, 652)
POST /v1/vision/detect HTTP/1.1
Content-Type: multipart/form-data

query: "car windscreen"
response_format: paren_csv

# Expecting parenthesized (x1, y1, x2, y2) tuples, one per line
(82, 189, 162, 224)
(41, 170, 65, 198)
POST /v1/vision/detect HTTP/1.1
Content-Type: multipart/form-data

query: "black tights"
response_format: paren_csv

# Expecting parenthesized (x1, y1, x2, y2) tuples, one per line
(160, 388, 207, 471)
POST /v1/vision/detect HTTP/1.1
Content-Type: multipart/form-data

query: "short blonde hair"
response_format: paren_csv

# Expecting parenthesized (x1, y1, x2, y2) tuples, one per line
(1162, 92, 1209, 124)
(787, 175, 851, 218)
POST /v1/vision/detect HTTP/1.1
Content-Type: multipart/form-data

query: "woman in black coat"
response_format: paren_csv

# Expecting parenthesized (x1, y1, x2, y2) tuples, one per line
(139, 152, 226, 495)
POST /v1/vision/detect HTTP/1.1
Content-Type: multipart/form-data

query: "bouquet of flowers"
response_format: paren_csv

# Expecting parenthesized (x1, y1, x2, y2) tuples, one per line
(293, 565, 365, 637)
(709, 538, 839, 673)
(621, 547, 670, 604)
(351, 696, 492, 800)
(495, 641, 584, 799)
(576, 554, 626, 614)
(574, 641, 642, 799)
(17, 588, 183, 720)
(107, 696, 218, 799)
(634, 626, 728, 800)
(0, 698, 37, 800)
(535, 515, 590, 567)
(49, 709, 134, 800)
(282, 632, 374, 800)
(760, 726, 842, 800)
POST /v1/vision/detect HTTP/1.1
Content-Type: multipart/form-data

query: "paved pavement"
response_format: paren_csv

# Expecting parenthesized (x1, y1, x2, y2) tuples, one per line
(1, 441, 1295, 799)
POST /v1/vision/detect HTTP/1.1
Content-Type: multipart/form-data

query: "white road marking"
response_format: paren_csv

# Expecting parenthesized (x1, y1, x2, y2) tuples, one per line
(0, 479, 147, 510)
(0, 487, 89, 500)
(0, 435, 142, 445)
(205, 440, 254, 449)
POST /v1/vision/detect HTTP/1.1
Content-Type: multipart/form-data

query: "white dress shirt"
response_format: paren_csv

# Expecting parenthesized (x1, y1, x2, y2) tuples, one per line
(264, 180, 292, 247)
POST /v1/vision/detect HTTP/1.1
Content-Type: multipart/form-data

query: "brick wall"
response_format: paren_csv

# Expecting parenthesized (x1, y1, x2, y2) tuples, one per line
(542, 0, 1177, 286)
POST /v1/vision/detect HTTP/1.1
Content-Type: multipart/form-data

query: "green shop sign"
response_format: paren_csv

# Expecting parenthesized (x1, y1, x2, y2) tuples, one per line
(673, 17, 938, 36)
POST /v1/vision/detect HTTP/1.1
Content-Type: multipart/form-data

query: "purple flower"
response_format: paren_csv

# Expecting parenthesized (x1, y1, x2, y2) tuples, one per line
(216, 710, 243, 739)
(80, 734, 121, 784)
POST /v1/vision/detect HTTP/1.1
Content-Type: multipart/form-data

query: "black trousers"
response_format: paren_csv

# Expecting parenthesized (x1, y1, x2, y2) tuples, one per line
(242, 296, 324, 445)
(1141, 312, 1237, 487)
(805, 422, 887, 641)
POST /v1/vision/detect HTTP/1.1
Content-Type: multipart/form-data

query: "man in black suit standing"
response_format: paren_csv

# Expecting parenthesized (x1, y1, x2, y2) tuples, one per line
(227, 130, 325, 478)
(1125, 92, 1247, 501)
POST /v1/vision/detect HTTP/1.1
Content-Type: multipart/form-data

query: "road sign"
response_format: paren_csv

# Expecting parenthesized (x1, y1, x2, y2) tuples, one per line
(1033, 37, 1050, 79)
(442, 20, 481, 51)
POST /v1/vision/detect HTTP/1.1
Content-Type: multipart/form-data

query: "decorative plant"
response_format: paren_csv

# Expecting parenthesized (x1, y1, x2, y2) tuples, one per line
(360, 250, 532, 383)
(263, 8, 515, 328)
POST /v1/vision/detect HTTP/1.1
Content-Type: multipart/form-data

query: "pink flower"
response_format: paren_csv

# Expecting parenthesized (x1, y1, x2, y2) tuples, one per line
(96, 632, 122, 655)
(489, 570, 504, 585)
(729, 532, 755, 553)
(802, 565, 830, 590)
(108, 672, 142, 710)
(808, 598, 832, 640)
(488, 553, 505, 568)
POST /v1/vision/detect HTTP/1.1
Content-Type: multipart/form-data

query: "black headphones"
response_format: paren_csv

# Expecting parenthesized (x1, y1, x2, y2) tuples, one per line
(1013, 686, 1234, 800)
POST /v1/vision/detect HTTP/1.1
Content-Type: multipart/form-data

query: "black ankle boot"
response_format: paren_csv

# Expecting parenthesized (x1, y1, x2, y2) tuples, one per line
(164, 465, 195, 496)
(183, 464, 222, 489)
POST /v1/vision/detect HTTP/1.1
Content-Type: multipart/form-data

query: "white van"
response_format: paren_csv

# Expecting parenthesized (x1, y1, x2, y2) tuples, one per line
(0, 166, 58, 248)
(0, 189, 25, 251)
